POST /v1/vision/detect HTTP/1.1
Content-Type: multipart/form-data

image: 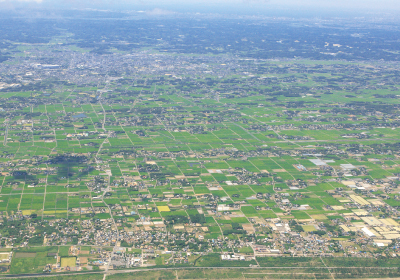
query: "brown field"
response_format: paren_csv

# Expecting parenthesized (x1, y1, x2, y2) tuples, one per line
(14, 252, 36, 258)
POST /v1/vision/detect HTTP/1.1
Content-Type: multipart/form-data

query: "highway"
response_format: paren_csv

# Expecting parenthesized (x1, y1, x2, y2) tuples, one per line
(0, 265, 398, 279)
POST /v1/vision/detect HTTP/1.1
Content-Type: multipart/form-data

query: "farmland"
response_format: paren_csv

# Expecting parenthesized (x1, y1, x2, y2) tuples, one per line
(0, 10, 399, 279)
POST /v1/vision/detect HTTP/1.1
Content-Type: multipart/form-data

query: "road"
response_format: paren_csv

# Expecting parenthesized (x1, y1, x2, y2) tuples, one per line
(0, 266, 398, 279)
(3, 120, 8, 146)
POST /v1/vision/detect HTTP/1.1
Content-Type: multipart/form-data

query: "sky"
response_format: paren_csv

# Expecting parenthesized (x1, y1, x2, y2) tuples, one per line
(0, 0, 400, 17)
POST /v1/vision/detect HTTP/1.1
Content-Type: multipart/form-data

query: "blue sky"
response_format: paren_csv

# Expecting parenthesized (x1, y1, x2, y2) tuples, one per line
(0, 0, 399, 16)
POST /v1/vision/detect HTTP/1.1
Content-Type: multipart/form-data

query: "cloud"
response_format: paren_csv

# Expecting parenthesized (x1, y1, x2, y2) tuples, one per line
(145, 8, 176, 16)
(0, 0, 45, 11)
(0, 0, 399, 14)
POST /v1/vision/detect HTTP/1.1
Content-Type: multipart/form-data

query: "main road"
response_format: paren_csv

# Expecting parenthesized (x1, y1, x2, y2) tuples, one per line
(0, 265, 397, 279)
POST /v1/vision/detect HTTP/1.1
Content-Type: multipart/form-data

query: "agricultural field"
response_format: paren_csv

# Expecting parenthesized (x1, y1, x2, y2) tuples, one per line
(0, 10, 400, 279)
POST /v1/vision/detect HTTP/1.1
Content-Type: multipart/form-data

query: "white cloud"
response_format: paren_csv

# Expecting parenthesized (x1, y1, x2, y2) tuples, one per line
(145, 8, 176, 16)
(0, 0, 400, 13)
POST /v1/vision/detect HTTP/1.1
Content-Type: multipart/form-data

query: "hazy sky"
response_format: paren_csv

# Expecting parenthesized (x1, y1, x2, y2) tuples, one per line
(0, 0, 400, 16)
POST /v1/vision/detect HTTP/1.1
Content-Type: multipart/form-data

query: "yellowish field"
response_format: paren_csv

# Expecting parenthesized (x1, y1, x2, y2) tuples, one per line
(61, 257, 76, 267)
(157, 206, 171, 212)
(22, 210, 32, 215)
(302, 225, 316, 232)
(311, 214, 328, 220)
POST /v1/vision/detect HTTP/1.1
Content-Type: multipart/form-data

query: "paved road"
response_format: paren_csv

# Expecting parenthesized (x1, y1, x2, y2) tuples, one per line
(3, 121, 8, 146)
(0, 266, 398, 279)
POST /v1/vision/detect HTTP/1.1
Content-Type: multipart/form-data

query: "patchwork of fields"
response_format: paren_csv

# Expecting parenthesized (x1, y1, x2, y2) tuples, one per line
(0, 16, 400, 277)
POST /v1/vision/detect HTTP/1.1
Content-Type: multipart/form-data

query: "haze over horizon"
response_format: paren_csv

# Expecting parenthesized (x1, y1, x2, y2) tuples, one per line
(0, 0, 400, 18)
